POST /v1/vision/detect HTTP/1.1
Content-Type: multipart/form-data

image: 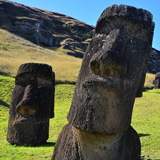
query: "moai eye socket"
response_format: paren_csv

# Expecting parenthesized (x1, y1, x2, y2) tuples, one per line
(37, 77, 53, 87)
(15, 73, 35, 86)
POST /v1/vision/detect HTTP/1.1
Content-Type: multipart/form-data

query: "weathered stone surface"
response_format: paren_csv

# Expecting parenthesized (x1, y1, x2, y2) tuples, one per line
(67, 4, 154, 135)
(7, 63, 55, 145)
(153, 72, 160, 89)
(51, 124, 82, 160)
(52, 124, 141, 160)
(147, 48, 160, 74)
(52, 5, 154, 160)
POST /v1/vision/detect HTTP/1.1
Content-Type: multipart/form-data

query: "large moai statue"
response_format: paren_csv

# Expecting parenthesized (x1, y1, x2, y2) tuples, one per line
(7, 63, 55, 145)
(52, 5, 154, 160)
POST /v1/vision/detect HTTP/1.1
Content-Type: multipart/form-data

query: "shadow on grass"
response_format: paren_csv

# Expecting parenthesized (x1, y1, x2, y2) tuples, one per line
(141, 158, 159, 160)
(138, 133, 150, 137)
(22, 142, 56, 147)
(0, 71, 11, 76)
(0, 100, 9, 108)
(143, 87, 154, 92)
(36, 142, 56, 147)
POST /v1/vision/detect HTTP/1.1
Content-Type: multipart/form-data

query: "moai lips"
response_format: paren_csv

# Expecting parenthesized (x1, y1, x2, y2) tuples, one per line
(7, 63, 55, 145)
(52, 5, 154, 160)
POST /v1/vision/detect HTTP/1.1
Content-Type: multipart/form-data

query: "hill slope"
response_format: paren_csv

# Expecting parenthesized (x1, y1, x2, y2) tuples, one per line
(0, 0, 160, 80)
(0, 0, 94, 58)
(0, 28, 82, 82)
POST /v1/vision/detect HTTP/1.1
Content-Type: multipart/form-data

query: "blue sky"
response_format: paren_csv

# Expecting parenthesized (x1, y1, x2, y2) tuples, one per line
(9, 0, 160, 50)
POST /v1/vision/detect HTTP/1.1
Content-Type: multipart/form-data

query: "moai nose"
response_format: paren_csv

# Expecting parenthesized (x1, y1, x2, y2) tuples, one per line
(90, 28, 127, 78)
(90, 46, 126, 78)
(16, 83, 38, 117)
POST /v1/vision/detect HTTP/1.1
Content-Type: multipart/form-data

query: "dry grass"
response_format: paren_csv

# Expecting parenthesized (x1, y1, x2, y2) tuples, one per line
(0, 29, 82, 81)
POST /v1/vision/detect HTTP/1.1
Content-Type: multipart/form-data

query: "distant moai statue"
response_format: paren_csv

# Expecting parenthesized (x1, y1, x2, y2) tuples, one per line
(52, 5, 154, 160)
(154, 72, 160, 89)
(7, 63, 55, 145)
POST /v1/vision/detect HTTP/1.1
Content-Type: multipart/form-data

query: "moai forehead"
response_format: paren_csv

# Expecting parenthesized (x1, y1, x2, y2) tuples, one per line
(95, 5, 153, 34)
(67, 5, 154, 134)
(16, 63, 54, 85)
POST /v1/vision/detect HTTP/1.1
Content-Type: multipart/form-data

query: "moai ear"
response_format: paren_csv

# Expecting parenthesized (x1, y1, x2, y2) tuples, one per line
(136, 76, 145, 97)
(50, 71, 55, 118)
(136, 22, 155, 97)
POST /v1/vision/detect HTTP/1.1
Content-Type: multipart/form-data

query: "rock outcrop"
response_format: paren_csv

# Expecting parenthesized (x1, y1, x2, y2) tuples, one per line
(0, 0, 94, 57)
(52, 5, 154, 160)
(7, 63, 55, 145)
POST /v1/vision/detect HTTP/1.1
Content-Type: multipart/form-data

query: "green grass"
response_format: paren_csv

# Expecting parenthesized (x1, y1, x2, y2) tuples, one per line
(132, 89, 160, 160)
(0, 75, 75, 159)
(0, 75, 160, 159)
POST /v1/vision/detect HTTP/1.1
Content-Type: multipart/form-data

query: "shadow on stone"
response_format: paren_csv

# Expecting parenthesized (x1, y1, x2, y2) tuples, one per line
(0, 100, 9, 108)
(138, 133, 150, 137)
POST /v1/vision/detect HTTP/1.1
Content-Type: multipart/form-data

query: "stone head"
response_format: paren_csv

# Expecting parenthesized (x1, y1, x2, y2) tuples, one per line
(67, 5, 154, 134)
(154, 72, 160, 89)
(7, 63, 55, 145)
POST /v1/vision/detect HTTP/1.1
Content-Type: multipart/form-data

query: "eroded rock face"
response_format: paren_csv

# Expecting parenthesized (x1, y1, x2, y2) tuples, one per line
(0, 0, 94, 56)
(52, 5, 154, 160)
(7, 63, 55, 145)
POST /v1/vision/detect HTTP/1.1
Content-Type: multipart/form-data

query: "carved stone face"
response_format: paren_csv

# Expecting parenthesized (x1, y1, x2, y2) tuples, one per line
(67, 5, 154, 135)
(15, 73, 54, 118)
(7, 63, 55, 145)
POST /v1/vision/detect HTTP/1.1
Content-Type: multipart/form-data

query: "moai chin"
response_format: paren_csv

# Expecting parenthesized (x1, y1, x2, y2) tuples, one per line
(52, 5, 154, 160)
(7, 63, 55, 145)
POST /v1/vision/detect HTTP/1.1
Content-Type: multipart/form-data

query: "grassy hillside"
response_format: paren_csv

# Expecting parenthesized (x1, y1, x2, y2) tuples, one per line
(0, 29, 82, 82)
(0, 75, 159, 160)
(0, 0, 94, 59)
(0, 75, 74, 159)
